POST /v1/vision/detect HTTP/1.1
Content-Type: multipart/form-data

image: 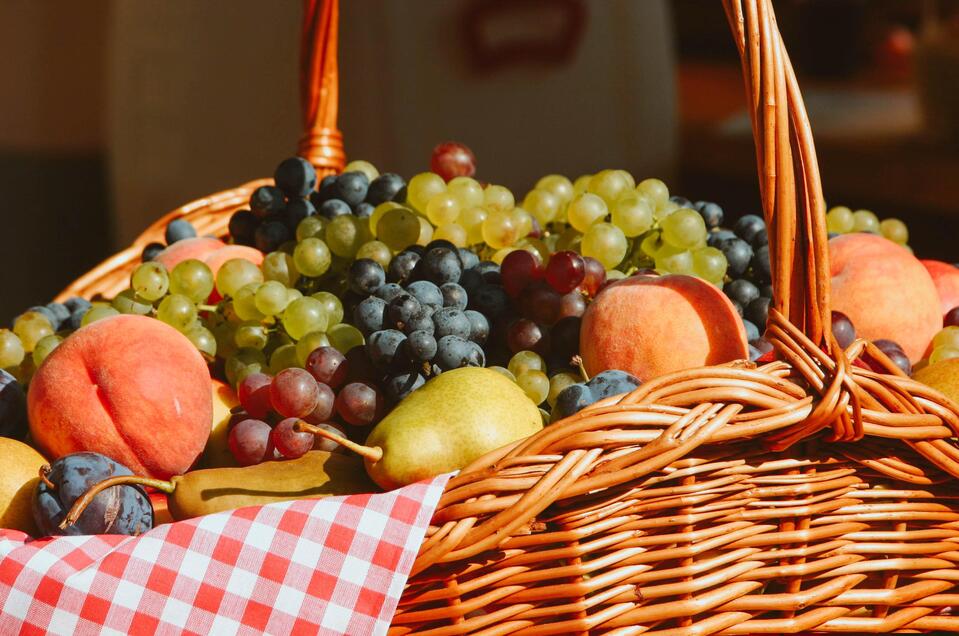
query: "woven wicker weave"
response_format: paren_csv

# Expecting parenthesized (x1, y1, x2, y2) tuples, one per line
(56, 0, 959, 632)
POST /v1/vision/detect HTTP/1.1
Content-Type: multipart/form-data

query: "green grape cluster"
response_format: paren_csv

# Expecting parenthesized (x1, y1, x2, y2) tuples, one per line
(826, 205, 910, 247)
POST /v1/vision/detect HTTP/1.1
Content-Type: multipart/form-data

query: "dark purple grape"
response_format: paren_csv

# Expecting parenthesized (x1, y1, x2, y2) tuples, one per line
(229, 209, 259, 245)
(0, 369, 27, 439)
(945, 307, 959, 328)
(374, 283, 405, 303)
(250, 185, 286, 218)
(751, 228, 768, 248)
(45, 302, 70, 330)
(385, 372, 425, 402)
(312, 175, 338, 204)
(746, 297, 771, 330)
(426, 239, 458, 253)
(283, 199, 316, 231)
(457, 248, 480, 270)
(707, 229, 736, 248)
(734, 214, 766, 243)
(255, 221, 291, 253)
(465, 310, 490, 345)
(349, 259, 386, 296)
(507, 319, 546, 354)
(471, 285, 510, 319)
(305, 346, 348, 389)
(387, 294, 422, 329)
(318, 198, 351, 219)
(725, 279, 760, 307)
(165, 219, 197, 244)
(387, 251, 421, 284)
(33, 452, 152, 536)
(551, 316, 582, 363)
(440, 283, 468, 310)
(404, 306, 435, 335)
(331, 171, 369, 208)
(405, 330, 437, 362)
(433, 308, 472, 340)
(695, 201, 724, 229)
(367, 173, 407, 206)
(831, 311, 856, 349)
(587, 370, 641, 400)
(354, 202, 374, 218)
(750, 245, 771, 283)
(719, 238, 753, 279)
(874, 339, 911, 375)
(353, 296, 387, 336)
(417, 248, 463, 285)
(335, 382, 384, 427)
(367, 330, 407, 369)
(141, 242, 165, 262)
(407, 281, 444, 311)
(435, 335, 475, 372)
(671, 195, 693, 208)
(274, 156, 317, 198)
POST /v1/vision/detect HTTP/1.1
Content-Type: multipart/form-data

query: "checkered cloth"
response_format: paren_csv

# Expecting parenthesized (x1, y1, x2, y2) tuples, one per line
(0, 474, 450, 636)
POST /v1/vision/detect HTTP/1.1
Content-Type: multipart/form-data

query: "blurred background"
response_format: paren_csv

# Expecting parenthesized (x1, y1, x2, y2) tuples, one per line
(2, 0, 959, 324)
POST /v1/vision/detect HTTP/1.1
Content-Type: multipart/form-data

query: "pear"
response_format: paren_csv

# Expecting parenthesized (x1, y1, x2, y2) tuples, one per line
(0, 437, 46, 535)
(310, 367, 542, 490)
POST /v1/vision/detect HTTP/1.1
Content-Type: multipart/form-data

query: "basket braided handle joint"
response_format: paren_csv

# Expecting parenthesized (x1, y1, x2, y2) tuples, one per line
(299, 0, 345, 175)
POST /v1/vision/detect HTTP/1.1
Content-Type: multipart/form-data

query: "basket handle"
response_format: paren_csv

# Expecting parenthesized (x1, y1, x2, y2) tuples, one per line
(723, 0, 831, 348)
(298, 0, 346, 175)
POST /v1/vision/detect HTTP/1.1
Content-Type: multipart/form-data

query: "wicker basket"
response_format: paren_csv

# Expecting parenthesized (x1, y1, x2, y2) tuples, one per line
(56, 0, 959, 633)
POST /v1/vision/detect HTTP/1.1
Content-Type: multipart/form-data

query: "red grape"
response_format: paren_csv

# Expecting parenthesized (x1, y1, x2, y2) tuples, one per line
(237, 372, 273, 418)
(873, 339, 911, 375)
(545, 251, 586, 294)
(305, 346, 348, 389)
(430, 142, 476, 182)
(831, 311, 856, 349)
(580, 257, 606, 297)
(558, 292, 587, 319)
(311, 421, 348, 453)
(500, 249, 543, 298)
(270, 368, 320, 418)
(522, 281, 562, 325)
(228, 418, 272, 466)
(946, 307, 959, 328)
(335, 382, 384, 427)
(271, 417, 315, 459)
(304, 382, 336, 425)
(507, 319, 546, 353)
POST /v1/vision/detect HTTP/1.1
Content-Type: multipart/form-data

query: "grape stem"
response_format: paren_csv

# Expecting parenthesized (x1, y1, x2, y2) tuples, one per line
(293, 421, 384, 463)
(38, 465, 56, 490)
(197, 304, 219, 313)
(571, 355, 590, 382)
(59, 476, 176, 530)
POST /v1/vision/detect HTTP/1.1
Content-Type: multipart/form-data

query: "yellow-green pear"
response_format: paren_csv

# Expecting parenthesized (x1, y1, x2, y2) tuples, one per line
(363, 367, 543, 489)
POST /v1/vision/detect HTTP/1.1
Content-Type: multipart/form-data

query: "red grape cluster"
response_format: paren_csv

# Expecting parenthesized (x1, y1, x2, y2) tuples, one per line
(229, 346, 384, 465)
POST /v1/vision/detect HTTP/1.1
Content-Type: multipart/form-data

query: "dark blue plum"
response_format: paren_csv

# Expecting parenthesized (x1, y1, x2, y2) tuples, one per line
(553, 384, 596, 421)
(587, 370, 641, 400)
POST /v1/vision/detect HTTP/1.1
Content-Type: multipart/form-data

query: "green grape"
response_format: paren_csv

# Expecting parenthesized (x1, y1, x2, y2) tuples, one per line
(311, 291, 344, 327)
(282, 296, 329, 340)
(156, 294, 197, 331)
(14, 312, 54, 352)
(112, 289, 153, 315)
(655, 247, 694, 275)
(606, 269, 627, 282)
(225, 348, 267, 387)
(235, 322, 268, 350)
(343, 159, 378, 181)
(262, 251, 299, 287)
(587, 169, 630, 205)
(270, 344, 300, 374)
(637, 178, 669, 206)
(369, 201, 402, 236)
(535, 174, 574, 203)
(523, 189, 560, 226)
(254, 280, 291, 316)
(31, 334, 62, 366)
(81, 306, 119, 327)
(168, 259, 215, 304)
(296, 330, 331, 365)
(517, 238, 551, 265)
(613, 169, 636, 189)
(296, 216, 326, 242)
(325, 216, 367, 259)
(483, 185, 514, 213)
(426, 191, 461, 226)
(512, 208, 533, 238)
(547, 372, 579, 408)
(508, 350, 545, 377)
(376, 208, 422, 251)
(213, 321, 239, 359)
(328, 323, 364, 353)
(661, 208, 707, 249)
(488, 365, 515, 381)
(482, 210, 520, 249)
(582, 223, 628, 269)
(880, 218, 909, 245)
(185, 324, 217, 358)
(131, 262, 170, 301)
(567, 193, 608, 233)
(826, 206, 854, 234)
(692, 247, 728, 283)
(852, 209, 880, 233)
(0, 329, 25, 368)
(933, 326, 959, 350)
(448, 177, 484, 208)
(233, 284, 266, 321)
(611, 193, 654, 237)
(433, 223, 468, 247)
(215, 258, 262, 298)
(930, 346, 959, 365)
(356, 240, 393, 268)
(654, 200, 680, 220)
(640, 230, 666, 258)
(460, 207, 489, 245)
(294, 237, 333, 277)
(417, 216, 434, 245)
(516, 370, 550, 405)
(572, 174, 592, 195)
(407, 172, 446, 211)
(287, 288, 303, 304)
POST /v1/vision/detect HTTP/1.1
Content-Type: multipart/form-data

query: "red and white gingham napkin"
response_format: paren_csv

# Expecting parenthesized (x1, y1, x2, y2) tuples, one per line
(0, 474, 450, 636)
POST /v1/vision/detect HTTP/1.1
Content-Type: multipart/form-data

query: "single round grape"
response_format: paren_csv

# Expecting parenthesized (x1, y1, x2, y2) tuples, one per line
(274, 156, 317, 198)
(369, 201, 402, 236)
(587, 169, 630, 205)
(558, 291, 587, 319)
(303, 382, 336, 426)
(692, 247, 728, 284)
(852, 209, 880, 233)
(112, 289, 153, 315)
(500, 249, 543, 298)
(215, 258, 263, 298)
(880, 218, 909, 244)
(433, 223, 468, 247)
(272, 418, 315, 459)
(547, 372, 580, 408)
(482, 210, 520, 249)
(0, 330, 26, 368)
(269, 344, 300, 374)
(168, 259, 214, 304)
(535, 174, 574, 203)
(141, 242, 166, 262)
(328, 323, 364, 353)
(356, 240, 393, 268)
(270, 368, 320, 418)
(507, 319, 546, 354)
(719, 238, 754, 278)
(567, 193, 608, 233)
(296, 215, 326, 242)
(234, 322, 268, 350)
(294, 237, 333, 277)
(611, 193, 654, 237)
(305, 346, 348, 389)
(431, 142, 476, 181)
(516, 370, 550, 405)
(262, 251, 299, 287)
(407, 172, 447, 211)
(511, 208, 534, 239)
(311, 291, 344, 327)
(826, 206, 854, 234)
(945, 307, 959, 328)
(31, 334, 62, 366)
(614, 169, 636, 188)
(508, 350, 545, 377)
(238, 372, 273, 418)
(377, 208, 422, 251)
(229, 418, 273, 466)
(167, 219, 196, 244)
(933, 326, 959, 350)
(426, 191, 461, 226)
(233, 284, 266, 322)
(213, 322, 238, 359)
(546, 251, 586, 294)
(662, 208, 707, 249)
(416, 216, 434, 245)
(282, 297, 329, 340)
(655, 247, 694, 275)
(486, 366, 514, 381)
(582, 223, 628, 269)
(326, 215, 368, 258)
(295, 331, 330, 366)
(581, 257, 606, 297)
(523, 189, 560, 225)
(354, 296, 388, 336)
(335, 382, 384, 427)
(460, 206, 489, 245)
(831, 311, 856, 348)
(131, 262, 170, 301)
(448, 176, 484, 208)
(254, 280, 290, 316)
(250, 185, 285, 218)
(343, 159, 379, 182)
(185, 324, 216, 358)
(637, 178, 669, 206)
(572, 174, 592, 195)
(81, 305, 120, 327)
(157, 294, 197, 331)
(349, 259, 386, 296)
(483, 185, 514, 213)
(367, 173, 406, 206)
(931, 346, 959, 365)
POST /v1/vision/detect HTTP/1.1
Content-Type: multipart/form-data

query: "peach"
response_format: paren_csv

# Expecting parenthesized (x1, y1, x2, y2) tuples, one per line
(921, 259, 959, 316)
(830, 234, 941, 363)
(580, 274, 749, 381)
(27, 315, 212, 479)
(156, 237, 264, 274)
